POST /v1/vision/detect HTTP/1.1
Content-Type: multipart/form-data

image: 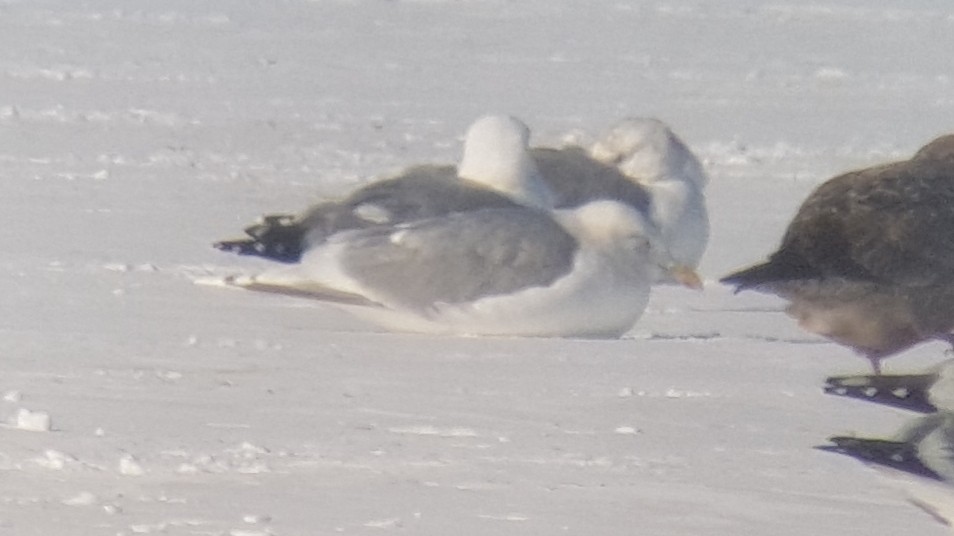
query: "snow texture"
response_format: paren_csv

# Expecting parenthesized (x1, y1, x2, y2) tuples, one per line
(2, 0, 954, 535)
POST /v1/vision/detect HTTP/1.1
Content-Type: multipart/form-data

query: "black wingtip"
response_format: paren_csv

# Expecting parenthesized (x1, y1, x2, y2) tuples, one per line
(212, 237, 302, 263)
(824, 373, 937, 413)
(213, 211, 308, 264)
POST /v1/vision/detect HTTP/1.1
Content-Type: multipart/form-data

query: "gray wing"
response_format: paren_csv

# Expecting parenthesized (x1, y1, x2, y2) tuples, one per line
(531, 146, 651, 213)
(308, 164, 521, 240)
(334, 207, 578, 310)
(216, 147, 651, 264)
(214, 164, 520, 263)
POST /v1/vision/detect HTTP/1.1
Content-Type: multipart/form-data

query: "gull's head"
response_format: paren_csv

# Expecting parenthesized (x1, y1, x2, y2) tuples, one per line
(567, 200, 703, 290)
(589, 117, 708, 191)
(458, 114, 554, 208)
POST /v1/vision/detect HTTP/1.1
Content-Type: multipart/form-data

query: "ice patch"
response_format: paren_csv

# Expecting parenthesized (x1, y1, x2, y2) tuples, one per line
(626, 388, 713, 399)
(173, 442, 272, 474)
(103, 504, 123, 515)
(477, 513, 529, 522)
(387, 425, 479, 437)
(364, 517, 403, 529)
(119, 454, 145, 476)
(664, 388, 711, 398)
(62, 491, 98, 506)
(242, 514, 272, 524)
(6, 65, 95, 81)
(16, 408, 52, 432)
(814, 67, 850, 81)
(33, 450, 77, 470)
(130, 522, 168, 534)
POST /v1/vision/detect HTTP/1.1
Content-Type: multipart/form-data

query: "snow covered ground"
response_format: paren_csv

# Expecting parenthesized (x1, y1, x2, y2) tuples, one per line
(2, 0, 954, 534)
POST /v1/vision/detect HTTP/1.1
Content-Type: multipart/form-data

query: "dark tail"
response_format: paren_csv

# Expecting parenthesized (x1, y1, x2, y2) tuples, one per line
(719, 261, 786, 290)
(720, 250, 817, 291)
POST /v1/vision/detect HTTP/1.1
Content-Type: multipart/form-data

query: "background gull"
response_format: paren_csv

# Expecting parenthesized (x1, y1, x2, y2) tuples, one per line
(214, 200, 699, 337)
(721, 134, 954, 373)
(589, 117, 710, 276)
(214, 117, 710, 284)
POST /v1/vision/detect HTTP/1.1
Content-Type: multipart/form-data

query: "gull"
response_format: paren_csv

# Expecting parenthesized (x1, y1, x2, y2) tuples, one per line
(214, 117, 709, 284)
(721, 134, 954, 373)
(588, 117, 710, 275)
(206, 114, 701, 336)
(215, 200, 700, 337)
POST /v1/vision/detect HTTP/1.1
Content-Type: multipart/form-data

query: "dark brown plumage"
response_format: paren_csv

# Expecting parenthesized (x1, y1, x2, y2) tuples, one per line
(721, 134, 954, 373)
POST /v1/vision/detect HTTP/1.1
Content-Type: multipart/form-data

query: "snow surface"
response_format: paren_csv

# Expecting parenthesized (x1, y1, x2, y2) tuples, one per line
(2, 0, 954, 534)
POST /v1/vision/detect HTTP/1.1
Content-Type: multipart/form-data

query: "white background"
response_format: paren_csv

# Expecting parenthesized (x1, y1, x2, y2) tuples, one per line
(1, 1, 953, 534)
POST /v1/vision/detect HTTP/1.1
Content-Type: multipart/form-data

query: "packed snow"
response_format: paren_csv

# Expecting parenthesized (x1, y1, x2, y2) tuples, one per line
(2, 1, 954, 535)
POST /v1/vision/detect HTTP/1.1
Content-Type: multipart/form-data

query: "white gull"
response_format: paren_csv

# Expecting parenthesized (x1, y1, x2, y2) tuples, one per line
(206, 114, 701, 336)
(589, 117, 710, 276)
(222, 200, 697, 337)
(215, 116, 710, 287)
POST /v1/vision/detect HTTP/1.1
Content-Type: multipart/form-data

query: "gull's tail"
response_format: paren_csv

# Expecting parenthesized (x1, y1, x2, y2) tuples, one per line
(719, 247, 819, 292)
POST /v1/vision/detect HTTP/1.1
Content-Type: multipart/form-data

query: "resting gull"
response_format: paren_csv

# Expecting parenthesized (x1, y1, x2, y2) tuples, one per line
(215, 117, 709, 285)
(588, 117, 710, 275)
(216, 200, 700, 337)
(721, 134, 954, 373)
(208, 114, 701, 336)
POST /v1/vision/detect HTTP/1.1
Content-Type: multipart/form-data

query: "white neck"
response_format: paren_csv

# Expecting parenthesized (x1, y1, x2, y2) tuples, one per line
(457, 115, 555, 208)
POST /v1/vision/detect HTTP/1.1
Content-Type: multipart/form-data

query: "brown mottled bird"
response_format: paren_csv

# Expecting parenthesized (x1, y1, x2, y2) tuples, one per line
(721, 134, 954, 373)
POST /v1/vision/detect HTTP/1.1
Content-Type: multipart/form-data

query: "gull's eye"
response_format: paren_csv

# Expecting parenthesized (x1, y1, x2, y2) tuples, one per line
(625, 234, 650, 251)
